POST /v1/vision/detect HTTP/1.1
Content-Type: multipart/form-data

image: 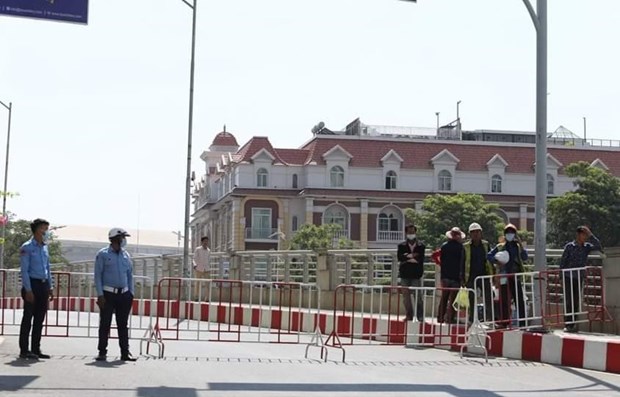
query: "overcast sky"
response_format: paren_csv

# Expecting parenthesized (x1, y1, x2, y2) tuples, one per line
(1, 0, 618, 233)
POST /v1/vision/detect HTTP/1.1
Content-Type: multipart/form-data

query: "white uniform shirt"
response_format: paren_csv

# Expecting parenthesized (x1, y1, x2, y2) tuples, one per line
(193, 246, 210, 273)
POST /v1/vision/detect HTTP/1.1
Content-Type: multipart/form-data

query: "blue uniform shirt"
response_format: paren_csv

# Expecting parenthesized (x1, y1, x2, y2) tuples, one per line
(94, 246, 134, 296)
(20, 238, 54, 291)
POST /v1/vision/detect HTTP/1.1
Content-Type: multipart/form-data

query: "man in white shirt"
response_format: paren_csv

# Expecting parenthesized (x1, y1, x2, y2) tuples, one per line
(192, 236, 210, 299)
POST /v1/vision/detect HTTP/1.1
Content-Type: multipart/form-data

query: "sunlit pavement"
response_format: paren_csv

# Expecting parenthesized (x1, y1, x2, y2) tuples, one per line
(1, 334, 620, 397)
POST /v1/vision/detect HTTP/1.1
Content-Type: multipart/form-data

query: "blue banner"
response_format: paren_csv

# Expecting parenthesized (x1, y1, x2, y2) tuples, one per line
(0, 0, 88, 24)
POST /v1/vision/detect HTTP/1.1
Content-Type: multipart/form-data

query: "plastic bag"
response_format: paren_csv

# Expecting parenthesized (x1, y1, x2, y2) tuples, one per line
(453, 287, 470, 310)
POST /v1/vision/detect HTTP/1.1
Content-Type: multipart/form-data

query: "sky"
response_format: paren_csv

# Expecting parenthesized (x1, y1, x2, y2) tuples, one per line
(0, 0, 619, 233)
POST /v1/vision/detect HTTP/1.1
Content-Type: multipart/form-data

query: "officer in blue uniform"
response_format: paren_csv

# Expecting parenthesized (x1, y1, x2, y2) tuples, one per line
(19, 218, 54, 359)
(94, 227, 136, 361)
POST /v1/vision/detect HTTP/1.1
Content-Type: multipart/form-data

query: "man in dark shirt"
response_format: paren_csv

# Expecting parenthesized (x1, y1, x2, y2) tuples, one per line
(437, 227, 464, 323)
(560, 225, 602, 332)
(397, 224, 426, 321)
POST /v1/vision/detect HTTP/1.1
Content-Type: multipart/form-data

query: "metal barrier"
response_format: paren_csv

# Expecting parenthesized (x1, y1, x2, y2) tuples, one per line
(146, 277, 320, 357)
(0, 269, 153, 340)
(319, 284, 472, 362)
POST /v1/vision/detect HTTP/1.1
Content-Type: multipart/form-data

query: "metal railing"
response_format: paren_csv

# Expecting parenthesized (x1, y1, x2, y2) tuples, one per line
(244, 227, 278, 240)
(48, 248, 603, 289)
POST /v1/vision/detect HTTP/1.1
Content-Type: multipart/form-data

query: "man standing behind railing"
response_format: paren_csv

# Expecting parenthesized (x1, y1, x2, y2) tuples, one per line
(397, 224, 426, 322)
(192, 236, 210, 299)
(19, 218, 54, 360)
(559, 225, 602, 333)
(437, 227, 465, 324)
(94, 228, 136, 362)
(463, 223, 494, 323)
(487, 224, 528, 328)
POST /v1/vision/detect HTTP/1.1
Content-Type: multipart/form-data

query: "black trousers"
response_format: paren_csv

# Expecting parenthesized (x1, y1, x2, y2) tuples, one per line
(564, 276, 583, 326)
(98, 291, 133, 355)
(19, 279, 50, 354)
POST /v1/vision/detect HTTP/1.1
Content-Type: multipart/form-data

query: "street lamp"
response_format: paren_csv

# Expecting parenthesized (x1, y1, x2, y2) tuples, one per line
(456, 100, 461, 121)
(0, 99, 12, 270)
(181, 0, 198, 280)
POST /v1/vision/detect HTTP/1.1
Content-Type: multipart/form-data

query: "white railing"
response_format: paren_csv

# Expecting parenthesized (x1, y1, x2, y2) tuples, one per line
(48, 249, 603, 289)
(377, 230, 404, 241)
(332, 230, 350, 240)
(245, 227, 278, 240)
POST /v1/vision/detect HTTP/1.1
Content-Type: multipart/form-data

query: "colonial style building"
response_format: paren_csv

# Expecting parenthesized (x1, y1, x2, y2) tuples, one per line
(190, 121, 620, 251)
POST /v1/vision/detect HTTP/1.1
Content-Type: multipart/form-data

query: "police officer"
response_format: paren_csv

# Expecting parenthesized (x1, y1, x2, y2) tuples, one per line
(19, 218, 54, 359)
(94, 228, 136, 361)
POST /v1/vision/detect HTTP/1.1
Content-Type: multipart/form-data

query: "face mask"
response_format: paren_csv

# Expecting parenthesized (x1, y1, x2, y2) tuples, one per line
(120, 238, 128, 249)
(42, 231, 51, 242)
(505, 233, 515, 242)
(406, 234, 416, 241)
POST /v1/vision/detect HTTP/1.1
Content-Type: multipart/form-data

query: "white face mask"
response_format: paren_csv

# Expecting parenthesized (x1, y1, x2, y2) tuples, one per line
(505, 233, 515, 242)
(120, 238, 128, 248)
(406, 234, 416, 241)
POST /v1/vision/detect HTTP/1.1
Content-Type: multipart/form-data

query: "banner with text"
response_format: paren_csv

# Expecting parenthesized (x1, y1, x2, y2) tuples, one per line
(0, 0, 88, 24)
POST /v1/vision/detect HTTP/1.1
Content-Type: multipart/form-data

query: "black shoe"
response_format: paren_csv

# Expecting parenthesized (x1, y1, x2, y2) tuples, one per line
(121, 353, 137, 362)
(19, 351, 38, 359)
(95, 353, 107, 361)
(33, 352, 51, 359)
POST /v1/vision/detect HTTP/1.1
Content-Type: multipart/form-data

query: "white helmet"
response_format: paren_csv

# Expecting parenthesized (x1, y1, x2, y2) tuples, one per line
(108, 227, 130, 239)
(494, 251, 510, 265)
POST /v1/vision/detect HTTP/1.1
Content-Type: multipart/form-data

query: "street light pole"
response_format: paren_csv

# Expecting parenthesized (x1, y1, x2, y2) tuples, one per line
(182, 0, 198, 279)
(0, 100, 12, 270)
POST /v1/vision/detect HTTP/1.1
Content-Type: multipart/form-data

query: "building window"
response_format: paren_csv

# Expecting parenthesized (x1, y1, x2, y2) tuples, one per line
(491, 174, 503, 193)
(330, 166, 345, 188)
(323, 204, 349, 237)
(251, 208, 272, 239)
(385, 171, 397, 190)
(292, 216, 298, 232)
(257, 168, 268, 187)
(377, 206, 403, 241)
(438, 170, 452, 191)
(547, 174, 555, 195)
(292, 174, 298, 189)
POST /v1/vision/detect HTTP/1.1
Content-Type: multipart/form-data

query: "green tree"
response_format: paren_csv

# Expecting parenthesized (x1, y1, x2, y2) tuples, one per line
(548, 161, 620, 248)
(405, 193, 505, 249)
(3, 218, 67, 268)
(289, 223, 355, 252)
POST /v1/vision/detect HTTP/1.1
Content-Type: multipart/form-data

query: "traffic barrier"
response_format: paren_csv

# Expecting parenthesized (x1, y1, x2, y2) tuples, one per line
(145, 277, 321, 356)
(322, 284, 472, 362)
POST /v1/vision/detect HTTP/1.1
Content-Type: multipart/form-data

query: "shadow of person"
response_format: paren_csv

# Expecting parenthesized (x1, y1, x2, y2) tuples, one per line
(84, 360, 127, 369)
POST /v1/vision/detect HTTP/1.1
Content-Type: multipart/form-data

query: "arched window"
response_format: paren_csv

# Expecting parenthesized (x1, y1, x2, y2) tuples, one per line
(385, 171, 397, 190)
(377, 206, 404, 241)
(292, 216, 299, 232)
(257, 168, 268, 187)
(547, 174, 555, 195)
(491, 174, 503, 193)
(330, 166, 345, 188)
(323, 204, 349, 237)
(438, 170, 452, 191)
(292, 174, 298, 189)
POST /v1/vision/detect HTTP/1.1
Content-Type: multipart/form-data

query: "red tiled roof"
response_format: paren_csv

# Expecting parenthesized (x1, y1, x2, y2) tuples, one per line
(300, 137, 620, 175)
(275, 149, 310, 165)
(211, 131, 239, 147)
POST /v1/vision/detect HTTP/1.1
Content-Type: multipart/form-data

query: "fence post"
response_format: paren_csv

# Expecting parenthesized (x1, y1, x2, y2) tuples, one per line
(366, 253, 374, 285)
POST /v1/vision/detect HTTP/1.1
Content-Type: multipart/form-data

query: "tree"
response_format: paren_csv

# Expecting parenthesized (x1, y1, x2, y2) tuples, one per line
(548, 161, 620, 248)
(3, 218, 67, 268)
(405, 193, 505, 250)
(289, 223, 355, 252)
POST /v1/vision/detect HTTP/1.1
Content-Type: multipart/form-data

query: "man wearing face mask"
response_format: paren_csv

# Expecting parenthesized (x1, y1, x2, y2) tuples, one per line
(487, 224, 528, 328)
(19, 218, 54, 359)
(94, 228, 136, 362)
(397, 224, 426, 321)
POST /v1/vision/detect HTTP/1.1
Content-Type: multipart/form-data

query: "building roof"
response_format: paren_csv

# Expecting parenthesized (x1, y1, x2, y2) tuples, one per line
(299, 136, 620, 174)
(211, 130, 239, 148)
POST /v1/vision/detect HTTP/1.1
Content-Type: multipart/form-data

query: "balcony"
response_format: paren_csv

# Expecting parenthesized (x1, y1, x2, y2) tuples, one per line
(332, 230, 350, 241)
(377, 230, 404, 242)
(245, 227, 278, 241)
